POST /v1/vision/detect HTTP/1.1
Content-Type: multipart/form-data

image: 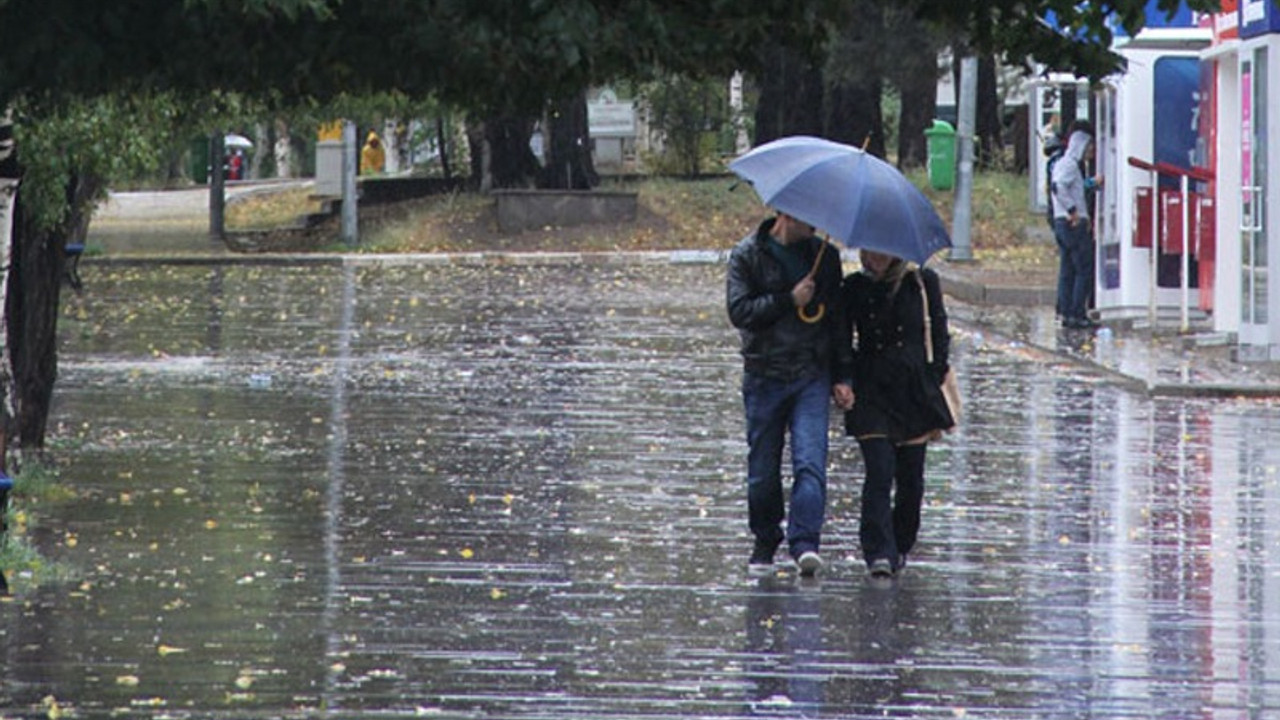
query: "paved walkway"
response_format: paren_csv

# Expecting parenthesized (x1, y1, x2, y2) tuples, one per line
(31, 258, 1280, 718)
(82, 186, 1280, 398)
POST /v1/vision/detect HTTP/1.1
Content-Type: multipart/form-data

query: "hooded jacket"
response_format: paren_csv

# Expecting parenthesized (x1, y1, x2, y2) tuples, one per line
(1050, 130, 1092, 220)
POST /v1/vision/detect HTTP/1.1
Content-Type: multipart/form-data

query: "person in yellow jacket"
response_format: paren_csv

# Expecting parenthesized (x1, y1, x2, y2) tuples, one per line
(361, 131, 385, 175)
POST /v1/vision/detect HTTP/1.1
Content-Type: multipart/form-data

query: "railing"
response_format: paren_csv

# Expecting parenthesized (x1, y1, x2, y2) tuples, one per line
(1126, 157, 1214, 332)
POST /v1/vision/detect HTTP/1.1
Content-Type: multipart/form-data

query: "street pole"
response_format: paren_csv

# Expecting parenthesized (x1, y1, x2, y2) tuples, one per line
(950, 55, 977, 262)
(341, 120, 359, 247)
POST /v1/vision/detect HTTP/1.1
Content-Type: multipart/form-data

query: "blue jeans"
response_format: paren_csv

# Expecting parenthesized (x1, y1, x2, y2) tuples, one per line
(1053, 217, 1095, 322)
(742, 371, 830, 558)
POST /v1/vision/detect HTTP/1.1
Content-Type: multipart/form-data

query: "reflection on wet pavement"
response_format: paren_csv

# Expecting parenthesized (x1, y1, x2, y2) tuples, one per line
(0, 261, 1276, 718)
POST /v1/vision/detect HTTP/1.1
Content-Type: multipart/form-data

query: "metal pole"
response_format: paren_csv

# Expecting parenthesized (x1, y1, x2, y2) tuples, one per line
(1149, 172, 1159, 328)
(1180, 174, 1190, 333)
(950, 56, 977, 261)
(341, 120, 358, 247)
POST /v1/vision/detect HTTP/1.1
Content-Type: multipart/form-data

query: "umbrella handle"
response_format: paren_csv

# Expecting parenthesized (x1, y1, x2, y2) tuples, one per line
(805, 238, 829, 281)
(798, 302, 826, 323)
(797, 238, 830, 323)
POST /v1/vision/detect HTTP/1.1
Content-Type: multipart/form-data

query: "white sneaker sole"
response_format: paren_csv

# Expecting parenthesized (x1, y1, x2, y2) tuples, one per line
(797, 552, 822, 577)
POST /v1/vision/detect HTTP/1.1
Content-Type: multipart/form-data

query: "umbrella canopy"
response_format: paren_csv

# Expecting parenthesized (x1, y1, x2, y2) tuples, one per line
(729, 135, 951, 265)
(223, 133, 253, 149)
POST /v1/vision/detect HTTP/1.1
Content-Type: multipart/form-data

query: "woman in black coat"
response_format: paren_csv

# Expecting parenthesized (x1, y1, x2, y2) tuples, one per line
(842, 249, 954, 578)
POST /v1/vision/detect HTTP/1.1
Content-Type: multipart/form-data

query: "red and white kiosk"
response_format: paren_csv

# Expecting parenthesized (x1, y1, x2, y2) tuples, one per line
(1092, 23, 1214, 328)
(1211, 0, 1280, 358)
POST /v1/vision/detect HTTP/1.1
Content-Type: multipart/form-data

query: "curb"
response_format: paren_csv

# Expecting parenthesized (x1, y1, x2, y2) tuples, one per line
(936, 273, 1056, 307)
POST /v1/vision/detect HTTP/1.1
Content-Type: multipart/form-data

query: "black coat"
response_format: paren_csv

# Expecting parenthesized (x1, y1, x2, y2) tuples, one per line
(842, 266, 952, 442)
(726, 219, 853, 383)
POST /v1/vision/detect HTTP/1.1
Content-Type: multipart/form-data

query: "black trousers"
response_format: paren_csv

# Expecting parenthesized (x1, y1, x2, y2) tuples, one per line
(856, 438, 927, 569)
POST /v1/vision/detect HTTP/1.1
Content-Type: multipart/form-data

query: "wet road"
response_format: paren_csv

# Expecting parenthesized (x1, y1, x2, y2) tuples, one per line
(3, 260, 1279, 718)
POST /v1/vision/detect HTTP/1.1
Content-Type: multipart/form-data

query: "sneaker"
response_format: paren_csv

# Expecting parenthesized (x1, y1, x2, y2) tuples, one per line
(868, 558, 894, 578)
(797, 551, 823, 578)
(748, 539, 779, 575)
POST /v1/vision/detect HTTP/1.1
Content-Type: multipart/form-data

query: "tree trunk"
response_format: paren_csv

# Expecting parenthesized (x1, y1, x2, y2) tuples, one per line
(436, 117, 453, 179)
(883, 4, 942, 169)
(542, 93, 597, 190)
(896, 74, 937, 170)
(470, 114, 540, 191)
(250, 122, 269, 179)
(466, 121, 487, 192)
(274, 117, 294, 179)
(6, 174, 95, 451)
(823, 76, 884, 158)
(752, 46, 823, 146)
(976, 55, 1003, 169)
(0, 109, 20, 469)
(1010, 103, 1030, 174)
(383, 119, 400, 175)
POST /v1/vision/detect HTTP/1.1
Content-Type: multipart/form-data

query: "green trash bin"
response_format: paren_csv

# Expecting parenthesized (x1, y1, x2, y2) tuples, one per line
(924, 119, 956, 191)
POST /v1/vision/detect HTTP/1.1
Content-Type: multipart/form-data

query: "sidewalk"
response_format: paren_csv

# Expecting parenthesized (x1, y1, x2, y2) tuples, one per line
(82, 186, 1280, 398)
(933, 255, 1280, 397)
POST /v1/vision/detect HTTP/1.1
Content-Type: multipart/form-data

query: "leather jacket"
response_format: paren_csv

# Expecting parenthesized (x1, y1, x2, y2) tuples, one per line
(726, 219, 853, 383)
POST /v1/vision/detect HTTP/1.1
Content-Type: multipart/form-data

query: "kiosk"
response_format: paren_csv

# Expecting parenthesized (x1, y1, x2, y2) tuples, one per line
(1093, 25, 1213, 326)
(1200, 2, 1242, 338)
(1234, 0, 1280, 358)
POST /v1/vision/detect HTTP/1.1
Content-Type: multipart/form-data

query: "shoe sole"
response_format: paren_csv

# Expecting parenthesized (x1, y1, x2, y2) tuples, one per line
(797, 553, 822, 577)
(868, 561, 894, 578)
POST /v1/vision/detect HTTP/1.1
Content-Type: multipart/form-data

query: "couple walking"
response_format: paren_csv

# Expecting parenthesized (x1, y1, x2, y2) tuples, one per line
(726, 211, 955, 579)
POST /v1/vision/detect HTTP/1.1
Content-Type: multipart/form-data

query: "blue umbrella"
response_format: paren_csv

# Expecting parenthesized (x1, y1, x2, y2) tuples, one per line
(729, 136, 952, 265)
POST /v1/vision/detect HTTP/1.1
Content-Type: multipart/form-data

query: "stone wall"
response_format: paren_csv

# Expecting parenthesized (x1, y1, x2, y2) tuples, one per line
(494, 189, 638, 233)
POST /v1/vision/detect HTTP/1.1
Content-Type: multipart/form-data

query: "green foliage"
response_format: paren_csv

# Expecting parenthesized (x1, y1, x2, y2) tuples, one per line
(919, 0, 1223, 80)
(0, 462, 77, 592)
(11, 93, 182, 232)
(641, 73, 731, 176)
(1, 0, 1227, 124)
(11, 461, 72, 503)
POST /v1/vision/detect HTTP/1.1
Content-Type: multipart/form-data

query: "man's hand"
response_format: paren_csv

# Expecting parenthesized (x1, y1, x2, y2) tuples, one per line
(832, 383, 854, 411)
(791, 276, 815, 307)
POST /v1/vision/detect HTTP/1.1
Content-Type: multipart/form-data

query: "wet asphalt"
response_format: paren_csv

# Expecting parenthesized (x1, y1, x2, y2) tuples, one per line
(1, 192, 1277, 718)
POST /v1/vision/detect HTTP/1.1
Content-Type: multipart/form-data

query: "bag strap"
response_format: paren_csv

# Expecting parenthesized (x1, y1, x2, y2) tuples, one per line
(918, 270, 934, 364)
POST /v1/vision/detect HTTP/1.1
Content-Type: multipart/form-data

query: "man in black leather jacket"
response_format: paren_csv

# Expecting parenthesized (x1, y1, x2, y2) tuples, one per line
(726, 212, 854, 577)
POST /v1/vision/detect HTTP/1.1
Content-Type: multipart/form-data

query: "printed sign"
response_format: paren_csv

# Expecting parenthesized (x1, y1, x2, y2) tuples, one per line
(588, 100, 636, 138)
(1241, 0, 1280, 37)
